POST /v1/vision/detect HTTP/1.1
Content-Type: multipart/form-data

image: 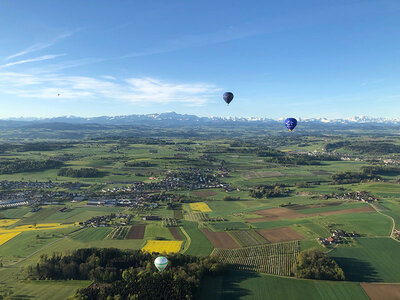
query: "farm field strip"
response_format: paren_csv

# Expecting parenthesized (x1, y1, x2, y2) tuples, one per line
(360, 283, 400, 300)
(256, 227, 306, 243)
(212, 241, 299, 276)
(189, 202, 212, 212)
(107, 226, 129, 239)
(247, 206, 376, 223)
(126, 225, 146, 239)
(142, 240, 183, 254)
(201, 228, 240, 249)
(169, 227, 183, 240)
(186, 210, 208, 221)
(0, 231, 21, 246)
(228, 230, 268, 247)
(0, 219, 20, 227)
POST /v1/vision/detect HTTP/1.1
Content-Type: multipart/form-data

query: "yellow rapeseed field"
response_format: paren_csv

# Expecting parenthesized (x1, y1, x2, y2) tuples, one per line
(0, 222, 75, 246)
(189, 202, 212, 212)
(142, 240, 183, 254)
(0, 223, 74, 235)
(0, 219, 20, 227)
(0, 232, 21, 246)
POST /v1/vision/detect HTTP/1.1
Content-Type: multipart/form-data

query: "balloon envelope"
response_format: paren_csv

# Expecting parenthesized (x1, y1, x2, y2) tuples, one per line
(223, 92, 234, 104)
(285, 118, 297, 131)
(154, 256, 168, 272)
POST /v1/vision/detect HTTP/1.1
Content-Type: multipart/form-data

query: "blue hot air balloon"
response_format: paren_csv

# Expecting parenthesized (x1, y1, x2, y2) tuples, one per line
(285, 118, 297, 131)
(223, 92, 234, 105)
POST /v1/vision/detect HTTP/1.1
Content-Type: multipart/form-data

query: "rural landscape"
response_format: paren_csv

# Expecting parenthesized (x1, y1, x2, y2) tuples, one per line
(0, 118, 399, 299)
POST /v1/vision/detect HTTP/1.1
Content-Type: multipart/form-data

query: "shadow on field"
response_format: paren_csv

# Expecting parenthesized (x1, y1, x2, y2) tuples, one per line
(220, 270, 260, 300)
(198, 270, 259, 300)
(333, 257, 381, 282)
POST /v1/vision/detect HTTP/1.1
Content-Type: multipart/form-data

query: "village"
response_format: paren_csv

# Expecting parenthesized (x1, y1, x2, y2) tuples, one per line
(318, 229, 360, 246)
(78, 213, 133, 228)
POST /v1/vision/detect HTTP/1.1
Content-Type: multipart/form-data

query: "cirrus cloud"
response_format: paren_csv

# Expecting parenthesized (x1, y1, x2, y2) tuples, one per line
(0, 72, 219, 106)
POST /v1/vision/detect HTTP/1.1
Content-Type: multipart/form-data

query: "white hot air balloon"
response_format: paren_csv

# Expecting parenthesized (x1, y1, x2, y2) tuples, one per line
(154, 256, 168, 272)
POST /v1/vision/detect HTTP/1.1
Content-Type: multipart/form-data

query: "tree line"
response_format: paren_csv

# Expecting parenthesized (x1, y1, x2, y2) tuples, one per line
(249, 184, 291, 199)
(325, 140, 400, 155)
(57, 167, 101, 178)
(0, 159, 63, 174)
(331, 171, 382, 184)
(25, 248, 225, 300)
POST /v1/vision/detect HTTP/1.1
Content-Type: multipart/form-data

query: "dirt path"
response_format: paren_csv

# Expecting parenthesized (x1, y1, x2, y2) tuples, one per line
(8, 228, 83, 267)
(369, 203, 399, 242)
(9, 237, 65, 267)
(180, 226, 191, 254)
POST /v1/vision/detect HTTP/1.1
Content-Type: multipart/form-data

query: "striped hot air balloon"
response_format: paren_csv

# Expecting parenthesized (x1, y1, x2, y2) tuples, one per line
(154, 256, 168, 272)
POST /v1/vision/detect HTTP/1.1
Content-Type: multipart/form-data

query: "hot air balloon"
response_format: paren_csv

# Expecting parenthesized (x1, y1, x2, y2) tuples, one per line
(223, 92, 234, 105)
(285, 118, 297, 131)
(154, 256, 168, 272)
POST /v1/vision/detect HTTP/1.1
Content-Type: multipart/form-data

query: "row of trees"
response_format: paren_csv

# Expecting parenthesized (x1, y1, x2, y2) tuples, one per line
(57, 167, 101, 178)
(325, 140, 400, 155)
(361, 165, 400, 176)
(331, 171, 382, 184)
(0, 159, 63, 174)
(124, 161, 156, 167)
(25, 248, 225, 300)
(0, 142, 73, 153)
(249, 184, 291, 199)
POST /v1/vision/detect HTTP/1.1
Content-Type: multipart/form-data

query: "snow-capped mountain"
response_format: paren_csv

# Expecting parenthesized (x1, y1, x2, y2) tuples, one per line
(3, 113, 400, 125)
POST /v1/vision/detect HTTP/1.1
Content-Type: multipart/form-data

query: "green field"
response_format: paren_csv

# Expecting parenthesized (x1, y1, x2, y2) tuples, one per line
(210, 221, 250, 231)
(315, 212, 392, 237)
(182, 221, 214, 256)
(199, 271, 369, 300)
(144, 222, 174, 240)
(0, 130, 400, 298)
(330, 238, 400, 282)
(71, 227, 111, 241)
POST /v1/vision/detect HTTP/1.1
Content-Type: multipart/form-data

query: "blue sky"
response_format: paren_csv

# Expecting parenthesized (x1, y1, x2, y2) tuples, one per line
(1, 0, 400, 119)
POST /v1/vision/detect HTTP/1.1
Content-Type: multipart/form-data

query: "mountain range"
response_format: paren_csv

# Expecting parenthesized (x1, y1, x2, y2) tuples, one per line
(3, 112, 400, 125)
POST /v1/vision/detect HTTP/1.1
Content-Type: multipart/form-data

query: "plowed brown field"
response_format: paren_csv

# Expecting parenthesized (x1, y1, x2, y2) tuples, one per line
(361, 283, 400, 300)
(169, 227, 183, 240)
(126, 225, 146, 239)
(256, 227, 305, 243)
(201, 228, 240, 249)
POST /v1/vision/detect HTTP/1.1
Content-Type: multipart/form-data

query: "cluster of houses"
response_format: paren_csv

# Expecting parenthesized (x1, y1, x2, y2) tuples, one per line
(395, 230, 400, 240)
(78, 213, 133, 228)
(99, 169, 229, 196)
(0, 199, 30, 208)
(86, 198, 158, 209)
(318, 229, 359, 246)
(332, 191, 378, 203)
(0, 180, 56, 189)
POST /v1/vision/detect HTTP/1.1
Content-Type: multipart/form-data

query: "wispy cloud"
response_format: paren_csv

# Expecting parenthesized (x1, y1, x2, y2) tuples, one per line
(0, 54, 65, 69)
(5, 30, 79, 61)
(0, 72, 219, 106)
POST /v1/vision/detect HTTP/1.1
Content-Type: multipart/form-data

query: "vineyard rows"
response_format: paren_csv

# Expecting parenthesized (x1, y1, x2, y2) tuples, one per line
(229, 230, 267, 247)
(107, 226, 130, 239)
(212, 241, 299, 276)
(186, 211, 208, 221)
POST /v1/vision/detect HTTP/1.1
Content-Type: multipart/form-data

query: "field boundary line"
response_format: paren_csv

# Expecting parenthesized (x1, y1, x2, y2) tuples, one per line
(180, 226, 191, 253)
(8, 227, 83, 267)
(369, 203, 399, 242)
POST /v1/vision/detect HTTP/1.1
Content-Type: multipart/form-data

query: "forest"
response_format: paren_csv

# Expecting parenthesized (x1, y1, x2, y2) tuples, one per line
(25, 248, 225, 300)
